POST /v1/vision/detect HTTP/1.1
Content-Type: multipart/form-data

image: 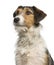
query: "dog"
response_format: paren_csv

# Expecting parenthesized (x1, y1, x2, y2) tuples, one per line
(13, 6, 54, 65)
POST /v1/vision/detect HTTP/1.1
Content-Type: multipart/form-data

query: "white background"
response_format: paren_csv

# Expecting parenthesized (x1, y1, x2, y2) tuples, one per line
(0, 0, 54, 65)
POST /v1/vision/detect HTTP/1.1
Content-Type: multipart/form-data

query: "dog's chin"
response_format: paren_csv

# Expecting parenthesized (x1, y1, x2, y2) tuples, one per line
(14, 25, 28, 33)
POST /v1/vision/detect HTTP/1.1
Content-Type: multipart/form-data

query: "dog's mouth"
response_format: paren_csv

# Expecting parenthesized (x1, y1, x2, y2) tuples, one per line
(14, 23, 24, 26)
(14, 23, 28, 33)
(13, 21, 26, 27)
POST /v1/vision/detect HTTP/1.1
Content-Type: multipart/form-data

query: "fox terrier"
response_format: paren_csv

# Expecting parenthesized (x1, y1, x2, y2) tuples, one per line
(13, 6, 54, 65)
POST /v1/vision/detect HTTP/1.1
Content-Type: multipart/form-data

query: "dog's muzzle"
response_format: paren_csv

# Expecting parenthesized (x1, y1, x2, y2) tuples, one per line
(14, 17, 20, 23)
(13, 14, 25, 26)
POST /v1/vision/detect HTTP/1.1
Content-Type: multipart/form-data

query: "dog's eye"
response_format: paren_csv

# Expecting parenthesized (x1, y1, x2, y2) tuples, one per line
(17, 11, 19, 14)
(13, 11, 19, 17)
(26, 11, 32, 15)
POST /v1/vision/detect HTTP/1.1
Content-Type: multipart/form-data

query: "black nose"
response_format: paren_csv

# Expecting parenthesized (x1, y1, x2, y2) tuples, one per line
(14, 18, 20, 23)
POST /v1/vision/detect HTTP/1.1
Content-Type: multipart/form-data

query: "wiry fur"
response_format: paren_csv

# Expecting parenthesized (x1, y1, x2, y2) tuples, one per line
(13, 6, 54, 65)
(15, 25, 48, 65)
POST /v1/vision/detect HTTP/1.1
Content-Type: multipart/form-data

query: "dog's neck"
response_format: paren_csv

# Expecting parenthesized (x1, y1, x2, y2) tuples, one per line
(15, 24, 42, 37)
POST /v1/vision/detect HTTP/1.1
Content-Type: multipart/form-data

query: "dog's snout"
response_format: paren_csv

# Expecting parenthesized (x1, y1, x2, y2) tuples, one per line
(14, 18, 20, 23)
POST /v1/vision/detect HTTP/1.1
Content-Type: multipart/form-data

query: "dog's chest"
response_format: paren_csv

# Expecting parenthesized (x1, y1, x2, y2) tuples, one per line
(16, 34, 48, 65)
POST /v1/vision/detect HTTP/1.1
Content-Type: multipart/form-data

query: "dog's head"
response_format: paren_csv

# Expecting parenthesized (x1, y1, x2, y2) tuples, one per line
(13, 6, 47, 32)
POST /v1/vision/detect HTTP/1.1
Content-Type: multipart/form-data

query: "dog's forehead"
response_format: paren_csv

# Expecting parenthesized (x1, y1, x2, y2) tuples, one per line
(17, 6, 33, 12)
(18, 6, 33, 9)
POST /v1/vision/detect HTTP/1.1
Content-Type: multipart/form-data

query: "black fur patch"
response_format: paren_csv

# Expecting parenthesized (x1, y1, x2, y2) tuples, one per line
(13, 11, 17, 17)
(13, 10, 19, 17)
(32, 6, 47, 25)
(13, 6, 47, 27)
(18, 6, 24, 9)
(46, 49, 54, 65)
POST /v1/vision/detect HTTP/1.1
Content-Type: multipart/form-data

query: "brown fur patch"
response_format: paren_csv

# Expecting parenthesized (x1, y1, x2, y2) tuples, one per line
(24, 15, 34, 28)
(44, 53, 49, 65)
(16, 8, 34, 28)
(13, 6, 46, 28)
(17, 8, 23, 14)
(23, 8, 34, 28)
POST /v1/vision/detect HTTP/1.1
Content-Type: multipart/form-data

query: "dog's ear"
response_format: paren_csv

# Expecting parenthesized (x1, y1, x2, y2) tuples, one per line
(32, 6, 47, 24)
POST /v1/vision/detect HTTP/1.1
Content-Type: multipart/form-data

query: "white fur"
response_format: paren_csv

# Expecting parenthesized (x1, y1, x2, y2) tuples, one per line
(15, 25, 48, 65)
(15, 13, 25, 25)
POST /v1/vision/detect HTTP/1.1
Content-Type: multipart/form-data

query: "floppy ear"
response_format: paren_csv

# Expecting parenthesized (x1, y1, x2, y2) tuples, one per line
(32, 6, 47, 24)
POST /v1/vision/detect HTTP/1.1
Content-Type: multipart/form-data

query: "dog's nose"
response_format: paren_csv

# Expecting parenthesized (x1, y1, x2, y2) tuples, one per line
(14, 18, 20, 23)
